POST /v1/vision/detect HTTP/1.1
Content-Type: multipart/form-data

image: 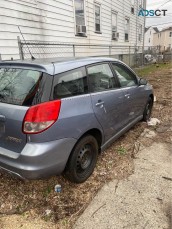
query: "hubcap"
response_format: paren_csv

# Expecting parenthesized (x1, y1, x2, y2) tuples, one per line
(76, 144, 92, 173)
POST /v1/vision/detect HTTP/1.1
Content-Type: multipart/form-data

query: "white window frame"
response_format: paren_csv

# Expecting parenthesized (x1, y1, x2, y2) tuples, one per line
(139, 0, 142, 8)
(131, 0, 135, 14)
(138, 24, 142, 42)
(73, 0, 86, 35)
(94, 2, 101, 33)
(112, 11, 118, 33)
(124, 17, 130, 42)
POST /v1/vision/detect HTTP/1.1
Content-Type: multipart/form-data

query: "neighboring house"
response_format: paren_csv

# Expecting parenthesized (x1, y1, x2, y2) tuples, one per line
(0, 0, 145, 60)
(153, 27, 172, 52)
(144, 26, 159, 49)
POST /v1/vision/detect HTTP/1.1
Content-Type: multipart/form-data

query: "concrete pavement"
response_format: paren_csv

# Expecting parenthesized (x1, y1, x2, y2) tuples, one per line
(74, 143, 172, 229)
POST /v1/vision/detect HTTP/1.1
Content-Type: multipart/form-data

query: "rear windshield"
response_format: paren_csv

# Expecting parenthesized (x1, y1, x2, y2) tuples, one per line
(0, 68, 42, 106)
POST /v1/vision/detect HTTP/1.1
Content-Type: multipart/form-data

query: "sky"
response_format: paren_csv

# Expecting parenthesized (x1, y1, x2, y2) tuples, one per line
(145, 0, 172, 30)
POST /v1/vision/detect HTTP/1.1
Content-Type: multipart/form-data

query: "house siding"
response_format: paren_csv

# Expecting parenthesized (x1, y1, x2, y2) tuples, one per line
(0, 0, 145, 60)
(153, 28, 172, 52)
(144, 27, 157, 49)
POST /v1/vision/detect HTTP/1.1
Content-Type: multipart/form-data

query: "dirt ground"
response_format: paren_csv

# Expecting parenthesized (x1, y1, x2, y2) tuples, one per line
(0, 63, 171, 229)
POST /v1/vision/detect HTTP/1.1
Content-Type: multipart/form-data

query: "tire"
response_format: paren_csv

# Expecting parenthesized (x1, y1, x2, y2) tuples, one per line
(64, 135, 98, 183)
(143, 97, 153, 122)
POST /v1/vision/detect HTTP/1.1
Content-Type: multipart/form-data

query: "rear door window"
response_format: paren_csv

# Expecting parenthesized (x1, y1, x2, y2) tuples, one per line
(53, 67, 88, 99)
(0, 68, 42, 106)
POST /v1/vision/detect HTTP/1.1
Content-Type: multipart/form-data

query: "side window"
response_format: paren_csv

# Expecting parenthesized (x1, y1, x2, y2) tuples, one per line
(53, 67, 88, 99)
(87, 63, 118, 92)
(111, 63, 138, 87)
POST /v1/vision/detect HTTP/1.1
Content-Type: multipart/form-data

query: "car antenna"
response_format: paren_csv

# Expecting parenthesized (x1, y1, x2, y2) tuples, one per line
(18, 26, 35, 60)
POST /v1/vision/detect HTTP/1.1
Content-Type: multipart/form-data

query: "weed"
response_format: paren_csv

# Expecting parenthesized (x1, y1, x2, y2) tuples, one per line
(43, 186, 51, 197)
(117, 146, 127, 155)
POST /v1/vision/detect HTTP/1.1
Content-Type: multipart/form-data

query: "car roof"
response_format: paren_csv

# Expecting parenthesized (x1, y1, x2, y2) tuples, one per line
(0, 57, 120, 75)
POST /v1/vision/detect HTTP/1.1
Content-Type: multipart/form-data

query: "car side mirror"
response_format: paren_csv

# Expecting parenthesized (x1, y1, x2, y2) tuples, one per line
(139, 78, 147, 86)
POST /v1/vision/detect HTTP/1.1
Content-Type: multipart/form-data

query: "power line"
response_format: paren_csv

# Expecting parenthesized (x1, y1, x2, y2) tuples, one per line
(147, 0, 171, 7)
(159, 0, 172, 7)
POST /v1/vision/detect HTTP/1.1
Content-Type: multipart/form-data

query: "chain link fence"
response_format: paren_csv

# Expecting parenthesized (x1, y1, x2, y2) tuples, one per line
(17, 37, 171, 67)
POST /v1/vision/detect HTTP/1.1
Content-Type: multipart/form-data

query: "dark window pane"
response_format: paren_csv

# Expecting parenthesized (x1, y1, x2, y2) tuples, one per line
(95, 5, 101, 32)
(0, 68, 41, 106)
(96, 23, 100, 32)
(53, 67, 88, 99)
(87, 64, 118, 92)
(125, 33, 129, 41)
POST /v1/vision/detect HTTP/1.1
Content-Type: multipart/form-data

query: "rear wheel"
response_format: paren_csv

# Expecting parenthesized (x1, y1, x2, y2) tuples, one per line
(143, 97, 153, 122)
(64, 135, 98, 183)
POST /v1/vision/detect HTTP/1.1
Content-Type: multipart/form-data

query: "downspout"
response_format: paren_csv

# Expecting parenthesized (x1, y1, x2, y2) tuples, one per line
(135, 0, 138, 47)
(142, 0, 146, 65)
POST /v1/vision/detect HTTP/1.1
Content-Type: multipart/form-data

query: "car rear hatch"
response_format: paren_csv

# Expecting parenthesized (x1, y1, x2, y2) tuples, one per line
(0, 66, 50, 154)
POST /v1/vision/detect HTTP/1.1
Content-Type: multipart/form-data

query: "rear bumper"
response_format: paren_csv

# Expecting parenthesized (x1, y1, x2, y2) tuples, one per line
(0, 138, 77, 179)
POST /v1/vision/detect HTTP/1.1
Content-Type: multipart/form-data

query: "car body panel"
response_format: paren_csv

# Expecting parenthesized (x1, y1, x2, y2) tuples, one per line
(0, 103, 28, 153)
(28, 94, 104, 143)
(0, 138, 77, 179)
(90, 89, 126, 141)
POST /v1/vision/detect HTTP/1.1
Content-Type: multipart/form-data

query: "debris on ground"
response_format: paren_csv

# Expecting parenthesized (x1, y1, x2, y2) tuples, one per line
(147, 118, 160, 126)
(141, 128, 156, 138)
(54, 184, 62, 193)
(156, 126, 170, 133)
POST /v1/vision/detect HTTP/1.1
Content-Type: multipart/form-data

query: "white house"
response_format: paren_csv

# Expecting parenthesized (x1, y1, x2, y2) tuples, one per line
(0, 0, 145, 60)
(144, 26, 159, 49)
(153, 26, 172, 52)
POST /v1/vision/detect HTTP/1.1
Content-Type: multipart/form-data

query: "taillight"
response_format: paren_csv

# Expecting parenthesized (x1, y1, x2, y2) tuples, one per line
(23, 100, 61, 134)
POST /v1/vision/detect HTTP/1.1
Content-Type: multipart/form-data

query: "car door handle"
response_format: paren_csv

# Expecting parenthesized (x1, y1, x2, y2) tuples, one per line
(95, 101, 104, 107)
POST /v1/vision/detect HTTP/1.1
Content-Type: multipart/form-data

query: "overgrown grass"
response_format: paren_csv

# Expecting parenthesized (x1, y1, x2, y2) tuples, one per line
(117, 146, 127, 156)
(133, 62, 171, 77)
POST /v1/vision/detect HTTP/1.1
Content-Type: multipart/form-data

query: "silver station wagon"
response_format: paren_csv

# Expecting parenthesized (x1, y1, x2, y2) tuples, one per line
(0, 57, 153, 183)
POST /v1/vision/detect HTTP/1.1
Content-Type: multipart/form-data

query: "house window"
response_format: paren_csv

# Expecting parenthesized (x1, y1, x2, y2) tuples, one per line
(131, 0, 134, 14)
(74, 0, 86, 34)
(139, 0, 142, 8)
(95, 4, 101, 32)
(112, 12, 119, 40)
(112, 12, 118, 40)
(125, 18, 129, 41)
(149, 38, 150, 43)
(112, 12, 117, 32)
(169, 32, 172, 37)
(138, 25, 142, 42)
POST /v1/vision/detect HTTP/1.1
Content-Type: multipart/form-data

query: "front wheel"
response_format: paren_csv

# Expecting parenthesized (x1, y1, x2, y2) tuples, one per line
(143, 97, 153, 122)
(64, 135, 98, 183)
